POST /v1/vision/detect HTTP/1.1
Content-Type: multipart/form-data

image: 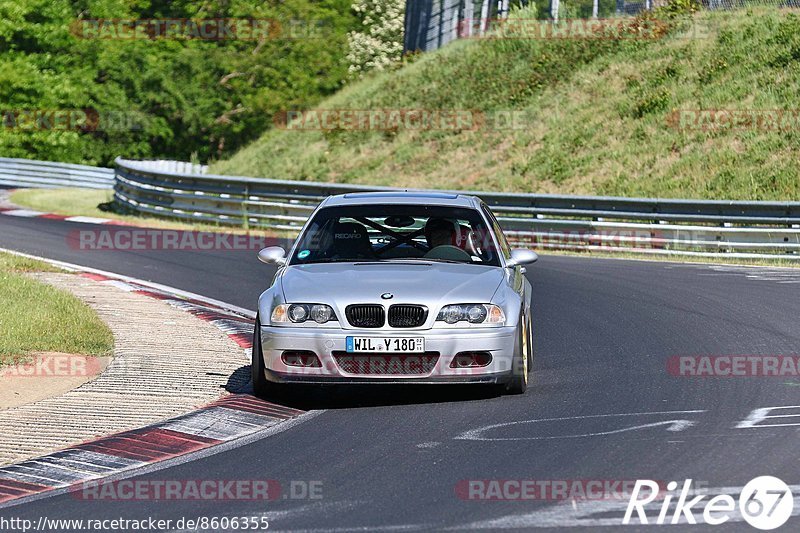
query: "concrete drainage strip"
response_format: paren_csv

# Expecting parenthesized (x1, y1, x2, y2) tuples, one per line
(0, 261, 305, 506)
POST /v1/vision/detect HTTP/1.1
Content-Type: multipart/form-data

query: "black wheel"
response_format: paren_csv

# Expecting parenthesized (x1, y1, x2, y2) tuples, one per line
(252, 315, 279, 399)
(505, 315, 529, 395)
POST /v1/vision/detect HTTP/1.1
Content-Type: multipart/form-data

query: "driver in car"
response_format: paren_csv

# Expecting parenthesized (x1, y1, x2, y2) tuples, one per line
(424, 217, 474, 261)
(424, 217, 458, 249)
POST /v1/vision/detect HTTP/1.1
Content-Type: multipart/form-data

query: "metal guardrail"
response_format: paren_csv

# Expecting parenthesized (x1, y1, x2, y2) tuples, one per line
(114, 158, 800, 260)
(126, 160, 209, 175)
(0, 157, 114, 190)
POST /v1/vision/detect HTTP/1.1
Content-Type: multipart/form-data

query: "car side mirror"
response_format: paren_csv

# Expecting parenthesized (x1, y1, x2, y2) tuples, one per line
(507, 248, 538, 267)
(258, 246, 286, 266)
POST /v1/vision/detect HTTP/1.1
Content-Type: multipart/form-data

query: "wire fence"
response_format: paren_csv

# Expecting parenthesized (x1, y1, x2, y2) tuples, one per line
(404, 0, 799, 52)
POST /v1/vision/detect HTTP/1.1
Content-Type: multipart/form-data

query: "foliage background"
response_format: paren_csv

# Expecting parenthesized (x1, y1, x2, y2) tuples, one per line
(0, 0, 356, 166)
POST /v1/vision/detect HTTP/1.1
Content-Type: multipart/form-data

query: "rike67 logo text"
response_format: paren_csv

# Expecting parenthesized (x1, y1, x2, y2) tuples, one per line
(624, 477, 793, 530)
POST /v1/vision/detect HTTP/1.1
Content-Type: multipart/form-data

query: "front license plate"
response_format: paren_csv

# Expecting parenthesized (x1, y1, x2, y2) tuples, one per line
(345, 336, 425, 353)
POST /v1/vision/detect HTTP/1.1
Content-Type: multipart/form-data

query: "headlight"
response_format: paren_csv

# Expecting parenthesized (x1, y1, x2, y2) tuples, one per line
(290, 305, 308, 322)
(310, 304, 334, 323)
(436, 304, 505, 325)
(271, 304, 337, 324)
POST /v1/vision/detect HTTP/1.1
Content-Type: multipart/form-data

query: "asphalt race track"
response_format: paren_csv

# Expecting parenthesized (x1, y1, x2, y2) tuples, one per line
(1, 214, 799, 532)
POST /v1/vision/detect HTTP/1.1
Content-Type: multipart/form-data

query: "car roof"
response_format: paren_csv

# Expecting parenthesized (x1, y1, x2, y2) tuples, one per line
(321, 191, 481, 208)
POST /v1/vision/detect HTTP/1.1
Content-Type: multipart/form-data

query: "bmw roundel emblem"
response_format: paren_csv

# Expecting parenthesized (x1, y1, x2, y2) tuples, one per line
(381, 293, 393, 300)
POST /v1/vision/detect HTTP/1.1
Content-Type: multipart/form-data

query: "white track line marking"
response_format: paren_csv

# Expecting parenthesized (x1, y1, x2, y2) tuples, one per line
(159, 407, 282, 441)
(64, 216, 113, 224)
(3, 209, 46, 217)
(456, 411, 707, 441)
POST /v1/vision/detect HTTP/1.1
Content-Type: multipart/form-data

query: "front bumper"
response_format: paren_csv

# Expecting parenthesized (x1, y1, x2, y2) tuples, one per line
(259, 325, 517, 384)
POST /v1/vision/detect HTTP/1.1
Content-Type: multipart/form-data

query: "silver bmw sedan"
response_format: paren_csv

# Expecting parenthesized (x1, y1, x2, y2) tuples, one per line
(253, 191, 538, 395)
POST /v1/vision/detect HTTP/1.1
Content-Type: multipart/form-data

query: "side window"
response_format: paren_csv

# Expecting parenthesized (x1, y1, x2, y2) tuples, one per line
(482, 205, 511, 260)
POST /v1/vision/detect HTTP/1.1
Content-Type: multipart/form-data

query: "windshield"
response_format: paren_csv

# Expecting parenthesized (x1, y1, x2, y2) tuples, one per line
(289, 205, 501, 266)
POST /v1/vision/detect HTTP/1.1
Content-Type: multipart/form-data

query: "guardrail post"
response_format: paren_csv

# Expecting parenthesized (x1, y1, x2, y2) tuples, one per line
(242, 184, 250, 231)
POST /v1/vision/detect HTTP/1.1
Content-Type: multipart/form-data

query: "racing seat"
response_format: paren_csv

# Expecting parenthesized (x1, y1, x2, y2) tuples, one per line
(331, 221, 374, 259)
(424, 244, 472, 262)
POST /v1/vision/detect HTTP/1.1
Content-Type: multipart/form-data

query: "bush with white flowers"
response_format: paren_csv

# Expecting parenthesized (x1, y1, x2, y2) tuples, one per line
(347, 0, 405, 77)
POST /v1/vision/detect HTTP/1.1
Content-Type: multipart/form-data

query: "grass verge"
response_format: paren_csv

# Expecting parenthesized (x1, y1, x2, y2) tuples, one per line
(0, 252, 114, 366)
(9, 188, 117, 222)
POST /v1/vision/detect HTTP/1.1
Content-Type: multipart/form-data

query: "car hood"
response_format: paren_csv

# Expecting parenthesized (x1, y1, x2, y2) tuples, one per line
(279, 262, 505, 309)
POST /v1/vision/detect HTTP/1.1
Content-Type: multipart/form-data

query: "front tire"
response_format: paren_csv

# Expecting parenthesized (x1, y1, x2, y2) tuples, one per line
(526, 311, 534, 372)
(505, 315, 529, 395)
(252, 315, 278, 398)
